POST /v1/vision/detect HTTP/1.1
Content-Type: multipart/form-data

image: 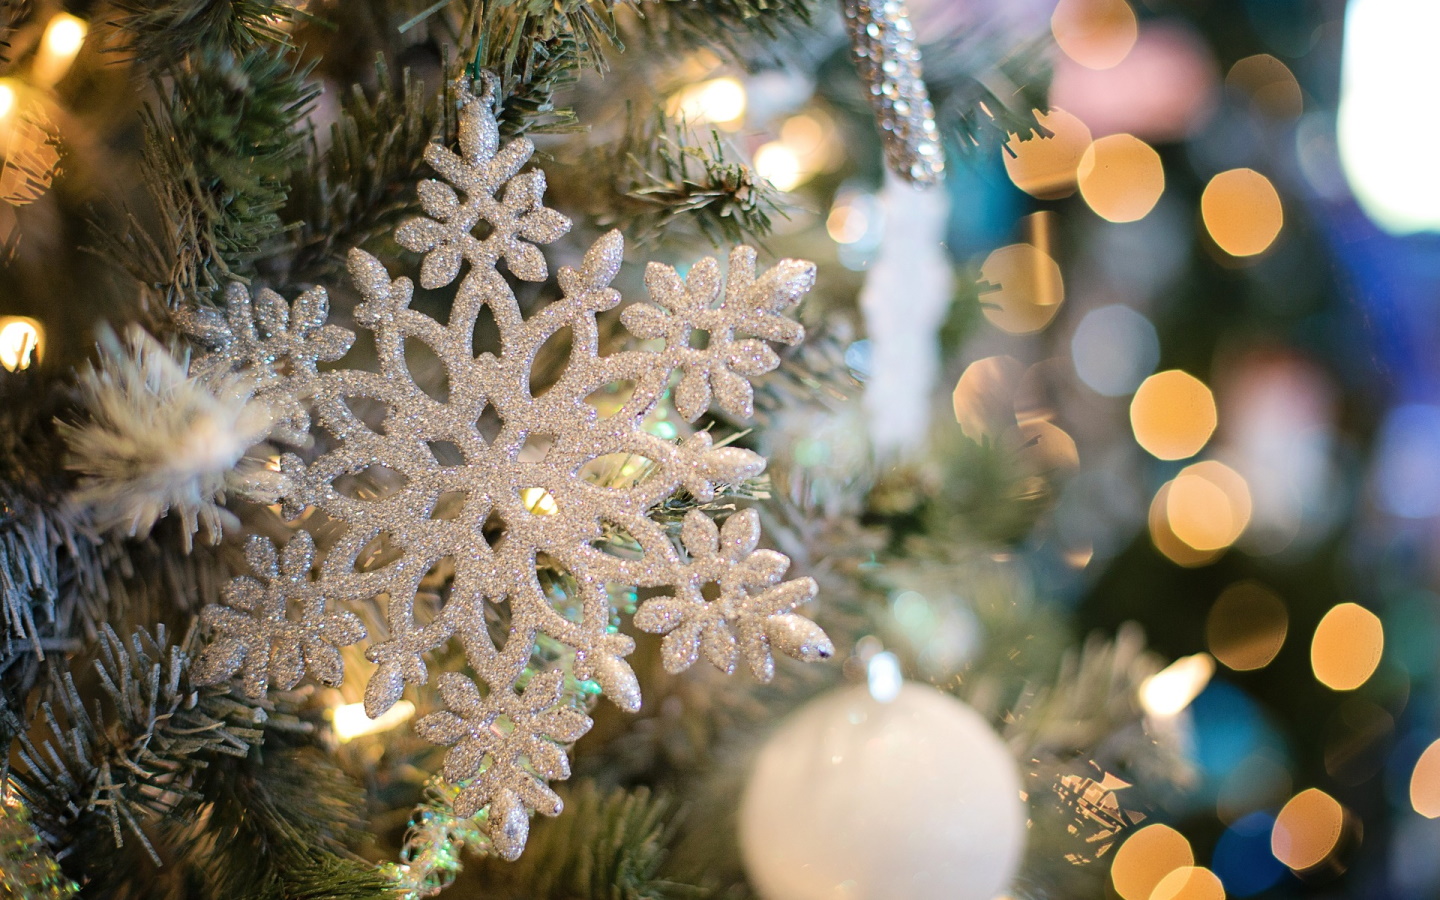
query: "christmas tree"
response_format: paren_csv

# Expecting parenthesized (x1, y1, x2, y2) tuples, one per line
(0, 0, 1423, 898)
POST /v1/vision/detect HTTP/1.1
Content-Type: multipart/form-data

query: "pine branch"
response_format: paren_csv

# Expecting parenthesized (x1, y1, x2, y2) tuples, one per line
(468, 782, 705, 900)
(11, 625, 265, 870)
(284, 60, 459, 286)
(185, 746, 396, 900)
(924, 32, 1052, 155)
(628, 0, 815, 58)
(573, 109, 783, 246)
(105, 0, 297, 66)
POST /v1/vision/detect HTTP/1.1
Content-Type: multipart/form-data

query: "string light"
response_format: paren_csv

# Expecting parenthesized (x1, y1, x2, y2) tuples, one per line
(668, 77, 747, 126)
(33, 14, 87, 89)
(0, 81, 14, 122)
(0, 317, 44, 371)
(1140, 653, 1214, 718)
(332, 699, 416, 742)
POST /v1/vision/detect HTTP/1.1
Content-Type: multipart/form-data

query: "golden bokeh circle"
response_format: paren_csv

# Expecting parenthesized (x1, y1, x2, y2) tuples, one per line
(1051, 0, 1138, 70)
(1149, 482, 1221, 567)
(1109, 823, 1193, 900)
(1167, 460, 1252, 551)
(1310, 603, 1384, 691)
(979, 243, 1065, 335)
(1272, 788, 1346, 871)
(1151, 866, 1225, 900)
(1410, 738, 1440, 818)
(1129, 370, 1217, 460)
(1003, 108, 1093, 200)
(1077, 134, 1164, 223)
(1202, 168, 1284, 257)
(1227, 54, 1304, 118)
(1207, 581, 1288, 671)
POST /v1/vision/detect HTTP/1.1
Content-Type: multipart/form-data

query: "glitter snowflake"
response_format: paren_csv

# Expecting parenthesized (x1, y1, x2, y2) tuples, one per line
(191, 76, 832, 859)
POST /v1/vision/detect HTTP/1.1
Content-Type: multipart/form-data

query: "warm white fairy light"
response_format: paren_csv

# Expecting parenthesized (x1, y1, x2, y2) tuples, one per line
(33, 14, 87, 88)
(754, 141, 804, 192)
(0, 317, 44, 371)
(332, 699, 415, 742)
(1139, 653, 1214, 717)
(0, 82, 14, 122)
(866, 650, 903, 703)
(670, 77, 747, 126)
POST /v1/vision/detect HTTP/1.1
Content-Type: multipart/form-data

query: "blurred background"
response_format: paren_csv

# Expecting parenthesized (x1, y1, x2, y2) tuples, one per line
(2, 0, 1439, 898)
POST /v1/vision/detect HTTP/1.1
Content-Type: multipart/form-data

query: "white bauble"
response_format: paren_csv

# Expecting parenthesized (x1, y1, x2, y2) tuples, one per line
(739, 682, 1026, 900)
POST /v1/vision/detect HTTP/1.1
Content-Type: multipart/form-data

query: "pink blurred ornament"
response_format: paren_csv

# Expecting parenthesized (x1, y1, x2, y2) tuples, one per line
(1050, 21, 1219, 143)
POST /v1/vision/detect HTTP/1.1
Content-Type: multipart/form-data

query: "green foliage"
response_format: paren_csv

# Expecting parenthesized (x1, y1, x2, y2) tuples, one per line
(925, 33, 1052, 155)
(468, 782, 705, 900)
(107, 0, 297, 64)
(188, 746, 397, 900)
(285, 61, 458, 285)
(582, 110, 782, 245)
(10, 626, 263, 867)
(629, 0, 815, 57)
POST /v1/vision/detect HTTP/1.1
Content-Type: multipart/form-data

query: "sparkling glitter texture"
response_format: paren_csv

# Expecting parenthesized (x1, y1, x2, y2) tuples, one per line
(190, 75, 831, 859)
(843, 0, 945, 185)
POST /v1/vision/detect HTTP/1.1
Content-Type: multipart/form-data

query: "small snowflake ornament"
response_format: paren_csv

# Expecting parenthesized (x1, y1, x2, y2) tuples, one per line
(190, 74, 831, 859)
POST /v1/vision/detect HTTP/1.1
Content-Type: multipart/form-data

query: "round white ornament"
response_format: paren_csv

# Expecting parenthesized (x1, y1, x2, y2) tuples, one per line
(739, 681, 1027, 900)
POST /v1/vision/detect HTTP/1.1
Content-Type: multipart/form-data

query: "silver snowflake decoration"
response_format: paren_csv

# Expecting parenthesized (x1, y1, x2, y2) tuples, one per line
(191, 75, 831, 859)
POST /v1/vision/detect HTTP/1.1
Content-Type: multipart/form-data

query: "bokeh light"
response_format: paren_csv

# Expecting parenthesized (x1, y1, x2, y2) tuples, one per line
(332, 699, 415, 742)
(1077, 134, 1164, 223)
(1409, 738, 1440, 817)
(1207, 581, 1288, 671)
(1202, 169, 1284, 257)
(1003, 108, 1092, 200)
(1167, 460, 1252, 551)
(1051, 0, 1137, 70)
(1140, 653, 1214, 717)
(1109, 823, 1193, 900)
(669, 77, 746, 126)
(1070, 304, 1159, 397)
(978, 243, 1065, 335)
(1150, 866, 1225, 900)
(1272, 788, 1347, 871)
(1338, 0, 1440, 233)
(1227, 54, 1303, 118)
(1049, 21, 1218, 143)
(1311, 603, 1384, 691)
(953, 355, 1024, 441)
(33, 14, 87, 88)
(1373, 404, 1440, 518)
(1130, 370, 1217, 460)
(1149, 482, 1220, 567)
(0, 81, 14, 122)
(754, 141, 805, 192)
(0, 317, 44, 372)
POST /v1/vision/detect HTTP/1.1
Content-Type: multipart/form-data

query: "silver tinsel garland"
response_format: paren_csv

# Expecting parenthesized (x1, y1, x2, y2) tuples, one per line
(842, 0, 944, 185)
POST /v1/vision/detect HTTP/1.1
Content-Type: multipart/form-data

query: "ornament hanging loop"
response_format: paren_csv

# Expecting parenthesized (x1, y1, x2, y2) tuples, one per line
(843, 0, 945, 186)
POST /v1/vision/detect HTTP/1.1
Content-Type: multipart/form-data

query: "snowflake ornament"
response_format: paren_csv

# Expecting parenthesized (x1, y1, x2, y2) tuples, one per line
(191, 75, 832, 859)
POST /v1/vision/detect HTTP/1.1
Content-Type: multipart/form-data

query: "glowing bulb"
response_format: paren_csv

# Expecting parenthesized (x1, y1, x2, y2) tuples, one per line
(0, 82, 14, 121)
(866, 651, 902, 703)
(670, 78, 747, 126)
(0, 317, 44, 371)
(1140, 653, 1215, 717)
(520, 486, 559, 515)
(33, 14, 87, 88)
(754, 141, 805, 192)
(332, 699, 415, 742)
(1338, 0, 1440, 233)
